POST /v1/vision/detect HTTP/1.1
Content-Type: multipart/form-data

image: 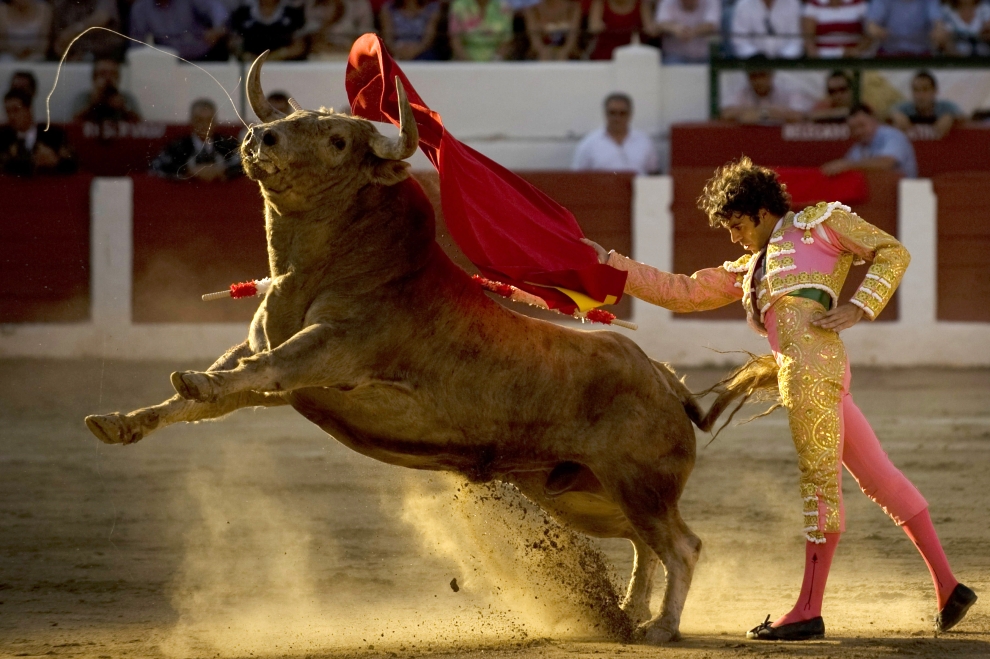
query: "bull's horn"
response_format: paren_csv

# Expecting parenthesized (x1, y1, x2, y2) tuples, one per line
(369, 78, 419, 161)
(247, 51, 285, 123)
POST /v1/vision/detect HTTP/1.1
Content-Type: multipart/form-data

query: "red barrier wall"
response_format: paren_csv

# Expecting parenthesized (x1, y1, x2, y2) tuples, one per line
(65, 123, 243, 177)
(671, 123, 990, 178)
(0, 175, 92, 323)
(131, 176, 267, 323)
(932, 173, 990, 322)
(131, 171, 634, 323)
(670, 167, 900, 321)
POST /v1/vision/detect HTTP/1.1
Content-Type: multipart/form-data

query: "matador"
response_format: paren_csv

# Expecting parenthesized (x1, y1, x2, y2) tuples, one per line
(584, 157, 977, 641)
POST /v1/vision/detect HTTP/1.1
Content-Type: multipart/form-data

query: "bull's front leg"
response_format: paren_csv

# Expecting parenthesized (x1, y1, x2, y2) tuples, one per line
(170, 324, 347, 403)
(85, 341, 287, 444)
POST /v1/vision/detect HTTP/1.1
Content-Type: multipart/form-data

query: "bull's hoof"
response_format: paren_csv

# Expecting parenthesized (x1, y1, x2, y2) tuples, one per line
(171, 371, 219, 402)
(620, 598, 653, 626)
(85, 414, 142, 445)
(634, 620, 682, 645)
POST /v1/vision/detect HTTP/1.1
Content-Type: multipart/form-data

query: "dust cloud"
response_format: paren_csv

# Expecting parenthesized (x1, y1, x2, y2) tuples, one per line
(161, 445, 632, 658)
(399, 475, 633, 641)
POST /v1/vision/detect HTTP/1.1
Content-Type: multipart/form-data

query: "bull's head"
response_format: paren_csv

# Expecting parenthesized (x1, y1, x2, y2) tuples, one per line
(241, 52, 419, 204)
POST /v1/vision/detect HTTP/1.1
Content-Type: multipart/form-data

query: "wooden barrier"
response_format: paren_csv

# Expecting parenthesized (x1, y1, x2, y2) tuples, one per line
(131, 176, 267, 323)
(670, 167, 900, 321)
(65, 123, 243, 177)
(933, 173, 990, 322)
(671, 123, 990, 178)
(0, 175, 92, 323)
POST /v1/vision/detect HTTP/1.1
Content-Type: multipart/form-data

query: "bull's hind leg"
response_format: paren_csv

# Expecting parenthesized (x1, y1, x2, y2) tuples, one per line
(85, 342, 287, 444)
(610, 480, 702, 644)
(621, 535, 660, 625)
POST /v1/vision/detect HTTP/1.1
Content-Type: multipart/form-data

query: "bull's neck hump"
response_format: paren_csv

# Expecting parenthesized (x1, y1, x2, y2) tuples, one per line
(263, 184, 434, 289)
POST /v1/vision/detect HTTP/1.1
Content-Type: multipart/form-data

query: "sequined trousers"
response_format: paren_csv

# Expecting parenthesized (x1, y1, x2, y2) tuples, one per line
(765, 296, 928, 544)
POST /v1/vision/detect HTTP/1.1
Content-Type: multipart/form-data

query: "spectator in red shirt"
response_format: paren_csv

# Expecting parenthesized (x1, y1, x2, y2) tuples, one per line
(587, 0, 651, 59)
(802, 0, 870, 58)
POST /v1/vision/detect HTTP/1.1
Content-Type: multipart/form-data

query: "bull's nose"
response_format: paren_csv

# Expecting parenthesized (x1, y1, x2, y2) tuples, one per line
(262, 130, 277, 147)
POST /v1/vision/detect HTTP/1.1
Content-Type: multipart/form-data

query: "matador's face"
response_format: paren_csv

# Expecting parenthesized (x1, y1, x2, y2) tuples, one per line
(722, 210, 778, 254)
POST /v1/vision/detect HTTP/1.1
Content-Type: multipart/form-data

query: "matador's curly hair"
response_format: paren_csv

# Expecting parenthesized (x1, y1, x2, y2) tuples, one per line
(697, 156, 791, 227)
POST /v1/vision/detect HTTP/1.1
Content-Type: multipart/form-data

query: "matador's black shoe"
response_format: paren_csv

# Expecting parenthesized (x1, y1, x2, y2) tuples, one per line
(936, 583, 978, 634)
(747, 615, 825, 641)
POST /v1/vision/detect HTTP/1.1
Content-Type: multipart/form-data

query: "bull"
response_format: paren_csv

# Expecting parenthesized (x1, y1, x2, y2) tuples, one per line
(84, 54, 751, 644)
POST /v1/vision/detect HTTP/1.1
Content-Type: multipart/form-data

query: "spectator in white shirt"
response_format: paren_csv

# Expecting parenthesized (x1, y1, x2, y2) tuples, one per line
(731, 0, 803, 58)
(572, 93, 659, 175)
(721, 65, 813, 123)
(651, 0, 720, 63)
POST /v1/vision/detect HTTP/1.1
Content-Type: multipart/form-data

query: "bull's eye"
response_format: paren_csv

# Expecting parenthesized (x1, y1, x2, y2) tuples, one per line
(262, 130, 277, 147)
(330, 136, 346, 151)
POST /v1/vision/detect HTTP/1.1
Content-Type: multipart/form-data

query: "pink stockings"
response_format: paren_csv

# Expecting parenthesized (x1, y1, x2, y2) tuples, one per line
(903, 509, 959, 610)
(775, 533, 841, 626)
(774, 395, 955, 626)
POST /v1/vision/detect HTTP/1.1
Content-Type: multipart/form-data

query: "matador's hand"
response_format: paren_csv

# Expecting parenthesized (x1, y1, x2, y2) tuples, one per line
(813, 303, 865, 331)
(580, 237, 609, 265)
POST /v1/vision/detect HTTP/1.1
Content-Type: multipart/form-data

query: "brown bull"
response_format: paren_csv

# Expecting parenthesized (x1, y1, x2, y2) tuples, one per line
(85, 54, 760, 644)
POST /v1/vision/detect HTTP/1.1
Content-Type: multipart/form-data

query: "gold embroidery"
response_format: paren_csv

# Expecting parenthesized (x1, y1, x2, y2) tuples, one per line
(766, 256, 795, 273)
(773, 296, 846, 544)
(608, 252, 744, 313)
(824, 209, 910, 319)
(722, 253, 754, 273)
(794, 201, 852, 245)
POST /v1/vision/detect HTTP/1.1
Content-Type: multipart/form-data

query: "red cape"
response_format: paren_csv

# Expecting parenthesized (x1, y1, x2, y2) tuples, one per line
(345, 34, 627, 314)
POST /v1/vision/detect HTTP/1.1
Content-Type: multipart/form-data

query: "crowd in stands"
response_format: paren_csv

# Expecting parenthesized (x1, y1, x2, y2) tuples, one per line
(721, 66, 968, 134)
(2, 0, 990, 64)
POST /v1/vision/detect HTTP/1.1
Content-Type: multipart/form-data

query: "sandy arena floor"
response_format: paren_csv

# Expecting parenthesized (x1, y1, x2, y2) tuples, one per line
(1, 358, 988, 659)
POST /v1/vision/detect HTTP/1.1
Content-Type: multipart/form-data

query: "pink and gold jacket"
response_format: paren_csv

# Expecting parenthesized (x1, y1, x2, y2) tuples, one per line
(607, 201, 910, 334)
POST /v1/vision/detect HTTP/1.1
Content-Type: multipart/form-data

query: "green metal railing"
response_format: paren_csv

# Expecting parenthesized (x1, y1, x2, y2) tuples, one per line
(708, 42, 990, 119)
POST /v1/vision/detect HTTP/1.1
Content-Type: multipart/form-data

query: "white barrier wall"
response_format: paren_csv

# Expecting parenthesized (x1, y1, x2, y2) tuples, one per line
(2, 175, 988, 366)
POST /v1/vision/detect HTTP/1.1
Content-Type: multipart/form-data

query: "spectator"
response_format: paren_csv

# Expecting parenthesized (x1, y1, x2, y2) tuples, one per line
(587, 0, 651, 60)
(571, 93, 658, 175)
(71, 59, 141, 123)
(650, 0, 719, 64)
(808, 69, 854, 122)
(7, 70, 37, 100)
(129, 0, 230, 61)
(151, 98, 241, 181)
(306, 0, 374, 59)
(821, 103, 917, 178)
(802, 0, 869, 58)
(890, 70, 962, 138)
(0, 0, 52, 61)
(524, 0, 580, 60)
(448, 0, 514, 61)
(865, 0, 942, 56)
(230, 0, 306, 60)
(0, 88, 76, 176)
(381, 0, 442, 60)
(720, 67, 812, 123)
(267, 90, 293, 114)
(50, 0, 124, 60)
(936, 0, 990, 56)
(731, 0, 803, 59)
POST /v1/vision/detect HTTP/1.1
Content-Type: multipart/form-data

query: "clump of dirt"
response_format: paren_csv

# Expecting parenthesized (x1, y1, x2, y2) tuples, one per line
(402, 476, 634, 642)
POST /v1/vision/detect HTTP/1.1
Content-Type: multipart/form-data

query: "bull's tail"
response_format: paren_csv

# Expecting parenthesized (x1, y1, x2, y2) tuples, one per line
(651, 353, 781, 435)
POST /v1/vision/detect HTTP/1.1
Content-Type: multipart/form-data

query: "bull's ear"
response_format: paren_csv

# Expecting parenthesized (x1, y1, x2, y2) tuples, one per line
(371, 159, 411, 186)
